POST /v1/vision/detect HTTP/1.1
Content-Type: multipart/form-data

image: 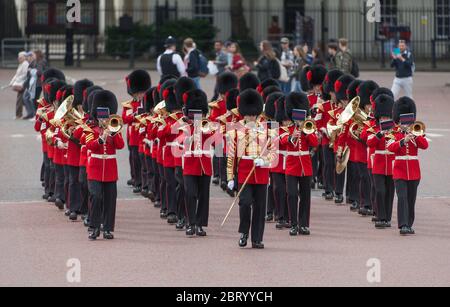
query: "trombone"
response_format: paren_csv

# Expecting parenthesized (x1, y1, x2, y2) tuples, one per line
(106, 115, 124, 134)
(403, 121, 426, 137)
(297, 119, 317, 135)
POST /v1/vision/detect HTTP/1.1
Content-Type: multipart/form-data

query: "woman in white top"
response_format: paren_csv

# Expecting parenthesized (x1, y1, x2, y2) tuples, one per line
(9, 51, 29, 119)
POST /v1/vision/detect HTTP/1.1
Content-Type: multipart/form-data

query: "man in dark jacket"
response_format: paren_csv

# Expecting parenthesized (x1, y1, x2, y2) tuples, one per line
(391, 40, 415, 99)
(183, 38, 201, 89)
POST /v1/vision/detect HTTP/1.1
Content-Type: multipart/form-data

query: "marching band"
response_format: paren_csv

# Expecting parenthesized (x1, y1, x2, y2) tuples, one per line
(33, 64, 428, 246)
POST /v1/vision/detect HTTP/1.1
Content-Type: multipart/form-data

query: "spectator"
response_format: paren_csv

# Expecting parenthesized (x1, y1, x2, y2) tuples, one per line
(312, 47, 325, 66)
(254, 40, 280, 82)
(183, 38, 202, 89)
(280, 37, 295, 94)
(32, 50, 48, 108)
(335, 38, 353, 74)
(157, 36, 186, 78)
(303, 44, 313, 65)
(327, 42, 339, 69)
(226, 42, 249, 78)
(9, 51, 29, 119)
(391, 40, 415, 99)
(22, 51, 37, 120)
(212, 41, 229, 100)
(292, 45, 308, 92)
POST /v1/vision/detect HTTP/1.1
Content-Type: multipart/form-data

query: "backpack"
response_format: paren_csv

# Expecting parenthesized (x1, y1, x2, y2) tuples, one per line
(276, 59, 290, 82)
(198, 52, 209, 78)
(351, 59, 360, 78)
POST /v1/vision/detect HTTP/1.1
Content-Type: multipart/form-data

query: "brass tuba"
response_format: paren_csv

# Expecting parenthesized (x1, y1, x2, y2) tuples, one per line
(338, 96, 369, 141)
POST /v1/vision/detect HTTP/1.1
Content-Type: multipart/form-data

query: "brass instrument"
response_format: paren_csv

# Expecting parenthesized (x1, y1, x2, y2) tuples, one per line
(61, 120, 75, 139)
(36, 105, 53, 121)
(327, 122, 341, 147)
(299, 119, 317, 135)
(106, 115, 124, 134)
(337, 96, 369, 141)
(154, 101, 167, 116)
(409, 121, 426, 137)
(208, 99, 221, 109)
(45, 128, 54, 145)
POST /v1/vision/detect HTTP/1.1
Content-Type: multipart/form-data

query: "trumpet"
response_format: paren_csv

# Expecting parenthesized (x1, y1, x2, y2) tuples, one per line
(297, 119, 317, 135)
(406, 121, 426, 137)
(105, 115, 124, 134)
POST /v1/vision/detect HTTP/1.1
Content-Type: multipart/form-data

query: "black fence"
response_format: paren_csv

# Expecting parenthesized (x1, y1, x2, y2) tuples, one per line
(2, 6, 450, 68)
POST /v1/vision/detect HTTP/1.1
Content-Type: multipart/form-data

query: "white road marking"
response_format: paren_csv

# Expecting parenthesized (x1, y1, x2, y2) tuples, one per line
(426, 133, 444, 138)
(11, 134, 25, 138)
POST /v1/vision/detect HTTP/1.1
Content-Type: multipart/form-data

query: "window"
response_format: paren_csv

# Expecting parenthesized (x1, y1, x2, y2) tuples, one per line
(55, 2, 66, 25)
(193, 0, 214, 24)
(376, 0, 398, 39)
(436, 0, 450, 39)
(33, 2, 49, 25)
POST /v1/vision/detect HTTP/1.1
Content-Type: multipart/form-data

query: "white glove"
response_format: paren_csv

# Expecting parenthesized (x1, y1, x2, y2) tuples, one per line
(227, 180, 235, 191)
(57, 140, 65, 149)
(254, 158, 265, 167)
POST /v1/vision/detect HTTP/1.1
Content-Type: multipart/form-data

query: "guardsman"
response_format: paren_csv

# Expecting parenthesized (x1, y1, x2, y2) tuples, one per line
(366, 94, 395, 229)
(317, 69, 343, 201)
(238, 73, 260, 92)
(123, 70, 151, 193)
(181, 89, 216, 236)
(66, 79, 93, 221)
(86, 90, 125, 240)
(46, 80, 67, 209)
(226, 89, 273, 249)
(157, 82, 184, 224)
(78, 86, 103, 226)
(174, 77, 197, 230)
(331, 74, 355, 204)
(269, 94, 291, 230)
(281, 93, 319, 236)
(387, 97, 428, 235)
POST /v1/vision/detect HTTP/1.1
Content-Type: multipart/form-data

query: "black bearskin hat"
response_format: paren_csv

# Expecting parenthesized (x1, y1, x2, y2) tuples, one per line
(323, 69, 344, 94)
(159, 79, 177, 102)
(371, 87, 394, 113)
(335, 74, 355, 101)
(239, 73, 260, 92)
(144, 87, 157, 112)
(357, 80, 379, 109)
(265, 92, 284, 120)
(347, 80, 362, 101)
(47, 80, 66, 103)
(275, 96, 289, 123)
(393, 97, 416, 124)
(56, 85, 73, 106)
(225, 88, 239, 111)
(162, 85, 181, 112)
(374, 94, 395, 120)
(91, 90, 118, 119)
(306, 65, 327, 86)
(183, 89, 209, 116)
(257, 78, 279, 94)
(83, 86, 103, 114)
(174, 77, 197, 105)
(73, 79, 94, 108)
(285, 92, 310, 120)
(42, 68, 66, 83)
(262, 86, 282, 103)
(300, 66, 313, 92)
(126, 69, 151, 95)
(217, 72, 238, 95)
(238, 89, 263, 117)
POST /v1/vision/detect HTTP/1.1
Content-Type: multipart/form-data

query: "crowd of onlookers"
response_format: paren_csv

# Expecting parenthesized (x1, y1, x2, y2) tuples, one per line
(8, 50, 48, 120)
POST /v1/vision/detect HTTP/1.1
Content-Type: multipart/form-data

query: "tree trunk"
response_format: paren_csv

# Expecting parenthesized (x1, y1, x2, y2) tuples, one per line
(230, 0, 250, 39)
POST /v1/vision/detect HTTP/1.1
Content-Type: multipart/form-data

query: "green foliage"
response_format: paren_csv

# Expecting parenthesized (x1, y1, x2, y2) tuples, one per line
(105, 23, 155, 58)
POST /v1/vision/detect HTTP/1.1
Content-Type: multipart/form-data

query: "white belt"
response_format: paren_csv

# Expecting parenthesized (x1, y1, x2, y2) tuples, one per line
(241, 156, 258, 160)
(166, 142, 181, 147)
(395, 155, 418, 161)
(375, 150, 394, 155)
(184, 150, 213, 156)
(276, 150, 288, 156)
(286, 151, 310, 157)
(90, 154, 117, 160)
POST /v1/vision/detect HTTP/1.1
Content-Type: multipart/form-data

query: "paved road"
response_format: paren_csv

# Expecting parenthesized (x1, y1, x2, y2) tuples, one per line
(0, 69, 449, 286)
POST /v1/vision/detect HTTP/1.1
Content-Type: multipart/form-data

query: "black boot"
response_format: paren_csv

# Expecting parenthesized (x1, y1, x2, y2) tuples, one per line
(334, 194, 344, 204)
(141, 188, 149, 198)
(196, 226, 207, 237)
(252, 242, 264, 249)
(89, 228, 100, 240)
(103, 231, 114, 240)
(276, 219, 289, 229)
(176, 218, 186, 230)
(133, 185, 142, 194)
(400, 226, 410, 235)
(212, 177, 219, 185)
(375, 220, 387, 229)
(220, 182, 227, 192)
(289, 225, 299, 236)
(69, 211, 78, 221)
(55, 199, 64, 210)
(48, 195, 56, 203)
(186, 225, 196, 236)
(324, 192, 334, 201)
(127, 179, 134, 186)
(226, 188, 235, 198)
(148, 192, 156, 202)
(265, 213, 274, 222)
(239, 233, 248, 247)
(160, 209, 168, 219)
(350, 202, 359, 212)
(167, 214, 178, 224)
(299, 227, 311, 235)
(154, 201, 161, 208)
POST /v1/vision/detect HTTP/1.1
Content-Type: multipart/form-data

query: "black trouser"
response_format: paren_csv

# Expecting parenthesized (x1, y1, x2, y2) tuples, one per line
(369, 170, 377, 212)
(164, 167, 177, 215)
(130, 146, 141, 187)
(219, 155, 227, 184)
(322, 146, 335, 194)
(88, 180, 117, 232)
(64, 165, 70, 205)
(311, 149, 319, 182)
(317, 145, 324, 185)
(54, 163, 66, 202)
(335, 168, 346, 196)
(357, 162, 371, 209)
(158, 164, 166, 210)
(287, 175, 312, 227)
(40, 158, 45, 182)
(184, 175, 210, 227)
(271, 172, 289, 221)
(239, 184, 267, 243)
(347, 161, 359, 203)
(373, 174, 395, 222)
(151, 158, 160, 202)
(213, 156, 220, 178)
(127, 142, 134, 181)
(68, 165, 81, 213)
(49, 159, 55, 196)
(175, 166, 186, 219)
(139, 152, 148, 190)
(145, 156, 156, 197)
(395, 179, 420, 228)
(43, 153, 52, 195)
(266, 174, 275, 217)
(79, 166, 89, 215)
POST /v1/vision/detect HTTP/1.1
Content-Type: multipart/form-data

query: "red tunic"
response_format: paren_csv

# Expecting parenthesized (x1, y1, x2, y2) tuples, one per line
(366, 126, 396, 176)
(270, 127, 290, 174)
(209, 99, 227, 123)
(387, 132, 428, 181)
(122, 100, 143, 147)
(280, 125, 319, 177)
(157, 112, 184, 168)
(52, 126, 68, 166)
(182, 124, 215, 177)
(86, 127, 125, 182)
